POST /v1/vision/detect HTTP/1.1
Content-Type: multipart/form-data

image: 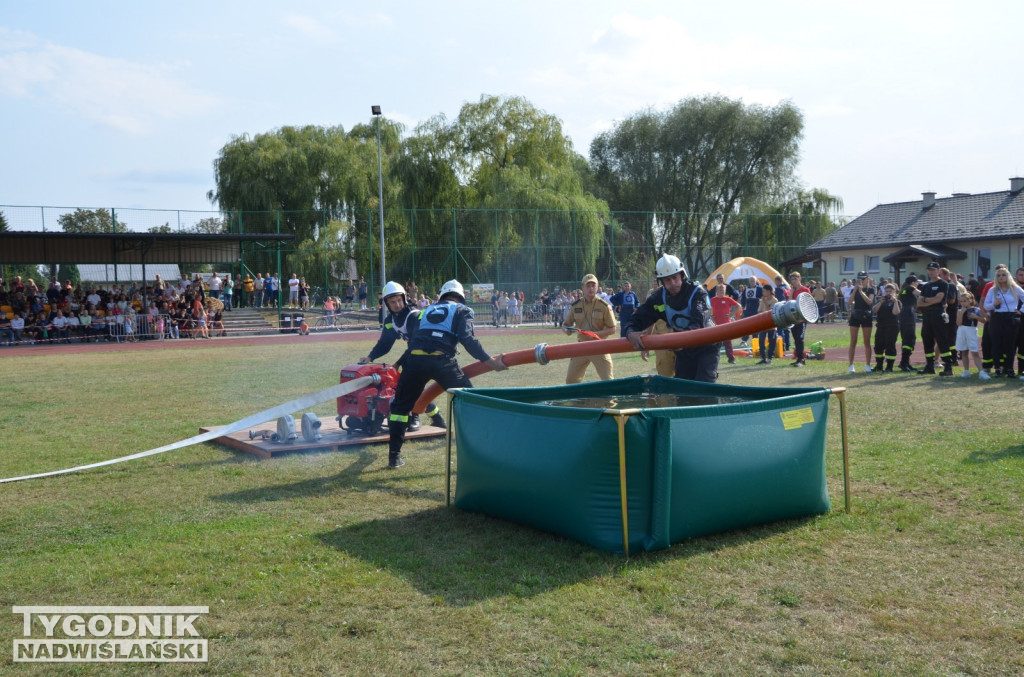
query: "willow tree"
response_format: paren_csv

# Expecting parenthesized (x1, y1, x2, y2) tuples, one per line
(208, 121, 403, 281)
(590, 95, 804, 277)
(405, 95, 609, 287)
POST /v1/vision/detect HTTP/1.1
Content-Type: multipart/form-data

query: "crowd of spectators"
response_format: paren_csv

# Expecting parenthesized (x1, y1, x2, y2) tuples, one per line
(0, 273, 246, 347)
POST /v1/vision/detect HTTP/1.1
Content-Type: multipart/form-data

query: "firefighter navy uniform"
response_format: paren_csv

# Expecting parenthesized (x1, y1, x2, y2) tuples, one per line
(918, 271, 952, 374)
(387, 297, 496, 468)
(625, 281, 718, 383)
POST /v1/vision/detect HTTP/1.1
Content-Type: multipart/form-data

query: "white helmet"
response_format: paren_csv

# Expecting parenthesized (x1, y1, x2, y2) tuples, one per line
(655, 253, 687, 280)
(438, 279, 466, 302)
(381, 281, 406, 302)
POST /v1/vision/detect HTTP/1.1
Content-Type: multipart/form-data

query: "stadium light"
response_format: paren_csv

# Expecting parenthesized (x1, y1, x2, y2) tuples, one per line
(372, 105, 386, 290)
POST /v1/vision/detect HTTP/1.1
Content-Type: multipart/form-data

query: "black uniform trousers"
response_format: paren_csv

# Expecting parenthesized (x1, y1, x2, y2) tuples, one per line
(390, 353, 471, 420)
(920, 311, 950, 365)
(673, 343, 719, 383)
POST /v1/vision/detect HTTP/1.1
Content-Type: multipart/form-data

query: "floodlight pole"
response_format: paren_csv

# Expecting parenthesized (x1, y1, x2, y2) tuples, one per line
(372, 105, 386, 289)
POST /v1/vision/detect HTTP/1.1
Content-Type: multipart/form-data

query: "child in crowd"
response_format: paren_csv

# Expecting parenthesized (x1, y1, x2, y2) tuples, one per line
(956, 292, 987, 379)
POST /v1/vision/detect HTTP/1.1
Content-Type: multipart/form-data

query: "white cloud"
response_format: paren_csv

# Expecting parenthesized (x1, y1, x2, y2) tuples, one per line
(0, 30, 221, 135)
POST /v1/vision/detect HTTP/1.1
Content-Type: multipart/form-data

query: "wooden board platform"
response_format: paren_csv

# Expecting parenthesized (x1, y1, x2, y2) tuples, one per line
(200, 417, 447, 459)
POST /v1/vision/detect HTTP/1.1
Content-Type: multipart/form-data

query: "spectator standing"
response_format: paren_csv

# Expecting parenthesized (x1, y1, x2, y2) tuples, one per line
(298, 277, 310, 309)
(264, 273, 278, 308)
(609, 281, 639, 338)
(497, 292, 510, 327)
(344, 280, 356, 310)
(243, 273, 254, 308)
(847, 272, 876, 373)
(562, 274, 618, 383)
(787, 272, 812, 366)
(956, 292, 987, 378)
(755, 285, 778, 364)
(982, 266, 1024, 377)
(253, 273, 264, 308)
(208, 272, 223, 301)
(508, 292, 520, 327)
(773, 275, 792, 351)
(288, 274, 300, 308)
(223, 274, 234, 311)
(740, 275, 761, 319)
(710, 283, 742, 364)
(917, 263, 953, 375)
(871, 283, 901, 372)
(896, 276, 920, 372)
(626, 254, 718, 383)
(358, 277, 368, 310)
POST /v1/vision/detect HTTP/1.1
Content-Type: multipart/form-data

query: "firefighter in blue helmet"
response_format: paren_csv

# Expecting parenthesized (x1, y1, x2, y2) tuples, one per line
(386, 280, 507, 469)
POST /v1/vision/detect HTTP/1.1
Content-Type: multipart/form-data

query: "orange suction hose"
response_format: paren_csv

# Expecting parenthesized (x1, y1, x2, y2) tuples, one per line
(412, 292, 819, 413)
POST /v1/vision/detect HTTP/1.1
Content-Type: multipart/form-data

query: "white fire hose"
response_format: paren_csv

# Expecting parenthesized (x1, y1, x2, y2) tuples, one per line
(0, 375, 380, 484)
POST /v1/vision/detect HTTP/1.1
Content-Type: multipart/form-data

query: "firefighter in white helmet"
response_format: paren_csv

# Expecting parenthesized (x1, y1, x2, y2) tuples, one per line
(386, 280, 507, 469)
(624, 253, 720, 383)
(358, 281, 444, 431)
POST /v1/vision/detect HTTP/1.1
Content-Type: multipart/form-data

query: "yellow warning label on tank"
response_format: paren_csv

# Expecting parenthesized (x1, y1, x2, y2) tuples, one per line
(780, 407, 815, 430)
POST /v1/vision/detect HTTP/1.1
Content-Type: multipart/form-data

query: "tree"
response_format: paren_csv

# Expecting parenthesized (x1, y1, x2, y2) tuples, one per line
(735, 188, 844, 268)
(404, 95, 609, 286)
(191, 217, 226, 234)
(590, 96, 804, 277)
(209, 124, 393, 244)
(58, 208, 128, 233)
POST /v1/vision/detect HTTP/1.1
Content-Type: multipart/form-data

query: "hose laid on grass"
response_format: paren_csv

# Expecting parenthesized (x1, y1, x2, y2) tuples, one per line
(0, 376, 380, 484)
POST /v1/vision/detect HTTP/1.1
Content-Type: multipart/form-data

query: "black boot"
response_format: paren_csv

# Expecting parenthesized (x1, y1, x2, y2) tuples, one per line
(918, 358, 935, 375)
(430, 412, 447, 429)
(874, 357, 884, 372)
(898, 353, 913, 372)
(939, 360, 954, 377)
(885, 359, 894, 372)
(387, 420, 407, 469)
(408, 413, 421, 431)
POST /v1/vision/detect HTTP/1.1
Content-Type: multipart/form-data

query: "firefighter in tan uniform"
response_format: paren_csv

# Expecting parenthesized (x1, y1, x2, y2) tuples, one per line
(563, 273, 618, 383)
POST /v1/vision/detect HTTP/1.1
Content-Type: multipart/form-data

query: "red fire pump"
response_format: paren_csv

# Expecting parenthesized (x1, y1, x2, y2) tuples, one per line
(336, 363, 400, 435)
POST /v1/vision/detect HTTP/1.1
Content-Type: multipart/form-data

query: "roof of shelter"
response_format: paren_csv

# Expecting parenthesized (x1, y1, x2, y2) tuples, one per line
(810, 186, 1024, 252)
(0, 231, 294, 265)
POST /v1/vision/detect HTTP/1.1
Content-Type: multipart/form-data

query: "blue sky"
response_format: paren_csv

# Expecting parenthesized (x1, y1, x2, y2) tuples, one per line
(2, 0, 1022, 227)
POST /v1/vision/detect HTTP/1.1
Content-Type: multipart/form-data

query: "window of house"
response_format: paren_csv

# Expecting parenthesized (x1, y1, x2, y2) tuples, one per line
(865, 256, 880, 274)
(840, 257, 855, 275)
(977, 248, 991, 280)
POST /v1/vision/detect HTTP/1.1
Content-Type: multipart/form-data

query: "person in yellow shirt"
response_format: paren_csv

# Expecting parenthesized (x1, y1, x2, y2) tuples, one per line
(563, 274, 618, 383)
(242, 274, 254, 308)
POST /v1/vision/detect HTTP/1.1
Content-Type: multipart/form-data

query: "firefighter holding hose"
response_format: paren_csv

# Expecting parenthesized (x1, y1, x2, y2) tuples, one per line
(358, 281, 445, 431)
(386, 280, 507, 469)
(625, 254, 719, 383)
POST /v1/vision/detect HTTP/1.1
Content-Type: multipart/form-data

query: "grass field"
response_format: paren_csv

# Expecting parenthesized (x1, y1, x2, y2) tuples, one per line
(1, 325, 1023, 675)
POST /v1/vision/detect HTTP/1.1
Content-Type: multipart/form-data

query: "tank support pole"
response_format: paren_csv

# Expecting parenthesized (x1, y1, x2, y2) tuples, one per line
(610, 410, 641, 557)
(830, 387, 851, 513)
(444, 390, 459, 507)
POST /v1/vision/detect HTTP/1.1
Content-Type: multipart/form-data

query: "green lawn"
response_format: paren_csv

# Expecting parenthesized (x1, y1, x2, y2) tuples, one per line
(1, 328, 1022, 675)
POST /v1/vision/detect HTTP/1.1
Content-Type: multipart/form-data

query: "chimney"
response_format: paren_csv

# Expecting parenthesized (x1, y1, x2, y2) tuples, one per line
(1011, 177, 1024, 193)
(922, 191, 936, 209)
